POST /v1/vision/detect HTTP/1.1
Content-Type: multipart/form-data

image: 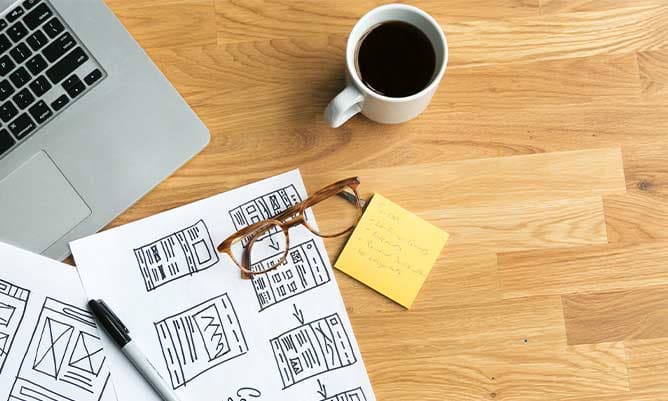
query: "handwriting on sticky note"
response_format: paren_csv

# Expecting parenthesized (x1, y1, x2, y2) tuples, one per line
(360, 214, 431, 278)
(335, 193, 449, 308)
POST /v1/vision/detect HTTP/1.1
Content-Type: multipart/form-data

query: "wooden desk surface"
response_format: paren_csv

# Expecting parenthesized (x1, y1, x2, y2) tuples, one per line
(103, 1, 668, 400)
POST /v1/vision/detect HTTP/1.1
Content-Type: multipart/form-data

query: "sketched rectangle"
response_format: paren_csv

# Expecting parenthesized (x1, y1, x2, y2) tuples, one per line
(270, 313, 357, 389)
(228, 185, 302, 246)
(9, 297, 111, 401)
(0, 278, 29, 374)
(324, 387, 368, 401)
(134, 220, 219, 292)
(154, 293, 249, 389)
(250, 239, 331, 311)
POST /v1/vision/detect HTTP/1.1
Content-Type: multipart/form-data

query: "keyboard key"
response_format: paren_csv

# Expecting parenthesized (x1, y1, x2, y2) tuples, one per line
(28, 99, 51, 123)
(26, 30, 47, 51)
(23, 0, 40, 10)
(43, 32, 75, 62)
(66, 82, 84, 98)
(0, 55, 15, 76)
(84, 68, 102, 85)
(0, 79, 14, 101)
(9, 66, 30, 88)
(0, 128, 15, 156)
(25, 53, 46, 75)
(64, 75, 84, 98)
(6, 7, 24, 23)
(8, 113, 35, 139)
(9, 42, 31, 64)
(7, 21, 28, 42)
(42, 17, 63, 38)
(0, 20, 6, 31)
(0, 101, 17, 122)
(46, 47, 88, 84)
(50, 93, 67, 111)
(62, 74, 79, 88)
(12, 87, 34, 109)
(28, 75, 50, 96)
(0, 34, 10, 53)
(24, 3, 51, 29)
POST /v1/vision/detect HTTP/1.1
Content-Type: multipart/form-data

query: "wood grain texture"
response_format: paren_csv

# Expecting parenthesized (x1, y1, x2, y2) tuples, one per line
(557, 390, 668, 401)
(365, 342, 628, 401)
(604, 193, 668, 242)
(539, 0, 665, 15)
(446, 5, 668, 67)
(99, 1, 668, 399)
(442, 53, 641, 109)
(638, 49, 668, 98)
(422, 197, 608, 252)
(499, 241, 668, 298)
(352, 295, 567, 351)
(302, 148, 627, 209)
(215, 0, 540, 44)
(626, 338, 668, 392)
(106, 0, 217, 49)
(563, 286, 668, 345)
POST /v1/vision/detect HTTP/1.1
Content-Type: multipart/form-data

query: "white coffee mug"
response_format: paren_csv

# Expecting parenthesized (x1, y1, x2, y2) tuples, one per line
(324, 4, 448, 128)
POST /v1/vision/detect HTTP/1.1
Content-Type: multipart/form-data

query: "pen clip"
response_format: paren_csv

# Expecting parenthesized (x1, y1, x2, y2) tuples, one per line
(96, 299, 129, 334)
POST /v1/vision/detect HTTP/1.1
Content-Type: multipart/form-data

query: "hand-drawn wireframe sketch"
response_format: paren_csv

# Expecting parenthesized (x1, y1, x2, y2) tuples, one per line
(9, 297, 111, 401)
(0, 279, 29, 374)
(154, 293, 249, 389)
(271, 313, 357, 389)
(250, 239, 331, 311)
(322, 387, 368, 401)
(228, 184, 303, 247)
(134, 219, 219, 292)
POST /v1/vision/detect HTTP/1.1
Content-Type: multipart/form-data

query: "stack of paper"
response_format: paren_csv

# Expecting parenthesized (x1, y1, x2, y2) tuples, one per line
(0, 242, 116, 401)
(70, 170, 376, 401)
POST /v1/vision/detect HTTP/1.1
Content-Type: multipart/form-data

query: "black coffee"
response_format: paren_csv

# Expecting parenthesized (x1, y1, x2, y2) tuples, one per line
(356, 21, 436, 98)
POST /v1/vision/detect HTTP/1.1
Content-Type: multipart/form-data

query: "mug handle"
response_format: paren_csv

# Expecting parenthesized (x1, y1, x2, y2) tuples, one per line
(324, 86, 364, 128)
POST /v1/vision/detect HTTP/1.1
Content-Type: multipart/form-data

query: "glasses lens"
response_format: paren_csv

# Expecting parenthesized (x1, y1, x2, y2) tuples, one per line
(230, 222, 288, 274)
(306, 188, 362, 237)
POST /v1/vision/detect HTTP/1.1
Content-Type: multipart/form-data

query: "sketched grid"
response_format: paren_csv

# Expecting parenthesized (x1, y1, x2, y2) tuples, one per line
(324, 387, 368, 401)
(154, 293, 249, 389)
(0, 279, 29, 374)
(9, 297, 111, 401)
(271, 313, 357, 389)
(228, 184, 303, 247)
(134, 219, 219, 292)
(227, 186, 332, 311)
(250, 239, 331, 311)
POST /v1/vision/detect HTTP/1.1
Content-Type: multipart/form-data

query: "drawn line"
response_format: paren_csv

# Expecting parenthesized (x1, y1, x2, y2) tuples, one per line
(154, 293, 249, 389)
(134, 220, 219, 292)
(9, 297, 110, 400)
(0, 278, 30, 374)
(250, 239, 331, 311)
(270, 313, 357, 389)
(323, 387, 368, 401)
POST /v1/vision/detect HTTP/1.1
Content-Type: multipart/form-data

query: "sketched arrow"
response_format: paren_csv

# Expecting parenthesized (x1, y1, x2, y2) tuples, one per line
(292, 304, 304, 325)
(268, 234, 280, 251)
(316, 379, 327, 399)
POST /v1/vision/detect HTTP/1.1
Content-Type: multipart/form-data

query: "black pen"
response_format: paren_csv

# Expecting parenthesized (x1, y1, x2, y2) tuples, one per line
(88, 299, 182, 401)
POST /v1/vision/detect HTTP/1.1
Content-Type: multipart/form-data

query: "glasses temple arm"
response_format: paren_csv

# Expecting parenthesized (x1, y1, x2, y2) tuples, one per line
(337, 191, 366, 208)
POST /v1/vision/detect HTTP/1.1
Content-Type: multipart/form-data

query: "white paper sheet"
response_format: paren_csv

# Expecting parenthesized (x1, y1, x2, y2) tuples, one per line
(71, 169, 375, 401)
(0, 242, 117, 401)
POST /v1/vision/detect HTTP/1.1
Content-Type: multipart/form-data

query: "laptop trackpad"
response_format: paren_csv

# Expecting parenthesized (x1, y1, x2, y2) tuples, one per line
(0, 151, 91, 254)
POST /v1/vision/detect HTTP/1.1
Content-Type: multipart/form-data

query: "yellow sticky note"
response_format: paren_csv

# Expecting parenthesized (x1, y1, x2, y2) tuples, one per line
(335, 193, 449, 308)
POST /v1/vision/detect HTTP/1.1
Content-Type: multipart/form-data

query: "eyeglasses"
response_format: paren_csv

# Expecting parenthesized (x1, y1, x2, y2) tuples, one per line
(217, 177, 365, 279)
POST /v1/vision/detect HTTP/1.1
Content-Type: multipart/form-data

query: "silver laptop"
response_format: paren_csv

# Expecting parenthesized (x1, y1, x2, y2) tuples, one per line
(0, 0, 210, 260)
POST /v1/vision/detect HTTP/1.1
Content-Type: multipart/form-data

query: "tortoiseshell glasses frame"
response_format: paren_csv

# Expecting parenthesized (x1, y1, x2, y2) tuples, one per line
(217, 177, 364, 279)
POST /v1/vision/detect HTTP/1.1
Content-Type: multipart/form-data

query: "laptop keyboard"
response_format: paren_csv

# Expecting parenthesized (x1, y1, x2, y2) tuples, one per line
(0, 0, 106, 159)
